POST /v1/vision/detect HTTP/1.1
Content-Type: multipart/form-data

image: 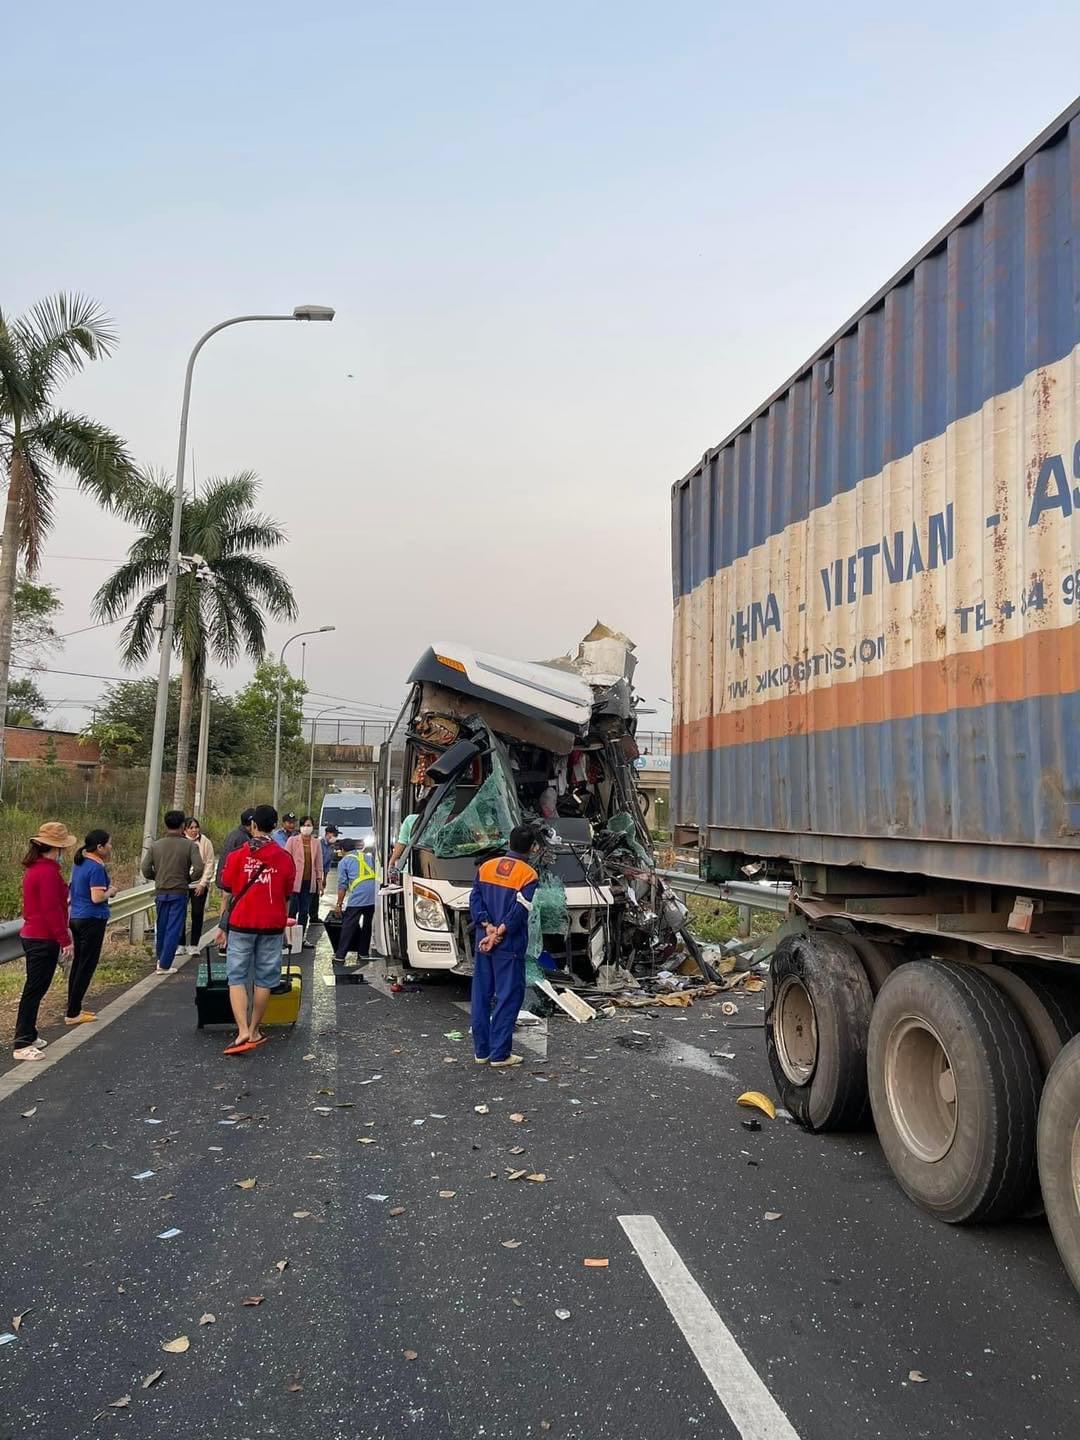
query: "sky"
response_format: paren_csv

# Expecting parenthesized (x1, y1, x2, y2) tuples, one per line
(4, 0, 1079, 738)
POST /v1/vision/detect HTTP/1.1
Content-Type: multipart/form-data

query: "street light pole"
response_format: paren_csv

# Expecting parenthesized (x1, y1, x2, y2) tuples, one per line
(140, 305, 335, 856)
(192, 672, 212, 815)
(307, 704, 344, 814)
(273, 626, 335, 810)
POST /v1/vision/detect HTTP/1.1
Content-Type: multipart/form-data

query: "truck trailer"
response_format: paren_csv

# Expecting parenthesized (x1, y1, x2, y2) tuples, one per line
(671, 98, 1080, 1288)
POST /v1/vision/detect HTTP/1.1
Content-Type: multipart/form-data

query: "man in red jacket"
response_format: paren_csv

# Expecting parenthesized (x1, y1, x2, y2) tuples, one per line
(216, 804, 295, 1055)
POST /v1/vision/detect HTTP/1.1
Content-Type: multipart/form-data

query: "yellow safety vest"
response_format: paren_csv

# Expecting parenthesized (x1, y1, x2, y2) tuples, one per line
(347, 851, 377, 892)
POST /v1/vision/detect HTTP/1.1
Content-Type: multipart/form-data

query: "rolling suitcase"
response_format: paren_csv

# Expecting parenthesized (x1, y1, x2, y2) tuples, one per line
(195, 946, 303, 1028)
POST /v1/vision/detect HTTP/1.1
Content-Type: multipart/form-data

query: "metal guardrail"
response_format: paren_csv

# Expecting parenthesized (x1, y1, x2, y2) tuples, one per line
(0, 881, 158, 965)
(657, 868, 792, 914)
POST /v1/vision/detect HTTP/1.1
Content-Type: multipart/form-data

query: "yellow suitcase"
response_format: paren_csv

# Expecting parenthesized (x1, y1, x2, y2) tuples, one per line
(263, 961, 302, 1027)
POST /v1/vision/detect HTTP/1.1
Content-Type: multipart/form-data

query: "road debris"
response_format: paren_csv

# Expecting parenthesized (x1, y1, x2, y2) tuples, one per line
(94, 1395, 132, 1418)
(156, 1228, 182, 1240)
(404, 1349, 418, 1362)
(199, 1314, 216, 1325)
(554, 1309, 571, 1321)
(501, 1239, 522, 1249)
(234, 1178, 258, 1190)
(908, 1369, 929, 1384)
(20, 1108, 37, 1119)
(584, 1258, 609, 1268)
(474, 1104, 490, 1115)
(161, 1336, 189, 1354)
(242, 1296, 265, 1306)
(389, 1206, 406, 1216)
(764, 1212, 783, 1221)
(141, 1369, 165, 1389)
(737, 1091, 777, 1120)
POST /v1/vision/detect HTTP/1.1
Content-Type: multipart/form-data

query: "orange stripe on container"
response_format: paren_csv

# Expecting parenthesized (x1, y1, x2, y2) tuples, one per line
(674, 625, 1080, 755)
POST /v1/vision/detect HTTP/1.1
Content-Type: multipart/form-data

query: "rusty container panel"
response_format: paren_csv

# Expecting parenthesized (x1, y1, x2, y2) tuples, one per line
(671, 101, 1080, 893)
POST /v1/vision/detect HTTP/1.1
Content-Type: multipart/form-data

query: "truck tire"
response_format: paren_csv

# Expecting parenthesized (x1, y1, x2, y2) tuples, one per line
(868, 960, 1039, 1223)
(766, 931, 873, 1132)
(981, 964, 1080, 1076)
(848, 934, 902, 995)
(1037, 1035, 1080, 1292)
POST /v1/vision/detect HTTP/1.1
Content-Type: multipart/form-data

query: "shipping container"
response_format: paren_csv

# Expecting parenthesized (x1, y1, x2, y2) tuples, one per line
(672, 97, 1080, 896)
(670, 99, 1080, 1292)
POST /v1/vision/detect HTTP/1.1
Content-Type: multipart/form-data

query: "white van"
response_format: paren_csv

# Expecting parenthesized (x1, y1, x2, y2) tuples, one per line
(318, 789, 376, 851)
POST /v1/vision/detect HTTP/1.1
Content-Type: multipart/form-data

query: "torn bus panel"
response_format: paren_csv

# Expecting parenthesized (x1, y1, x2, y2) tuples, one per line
(375, 626, 702, 980)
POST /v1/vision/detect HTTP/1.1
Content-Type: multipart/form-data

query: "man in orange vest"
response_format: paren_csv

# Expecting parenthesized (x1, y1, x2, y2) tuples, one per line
(468, 825, 539, 1068)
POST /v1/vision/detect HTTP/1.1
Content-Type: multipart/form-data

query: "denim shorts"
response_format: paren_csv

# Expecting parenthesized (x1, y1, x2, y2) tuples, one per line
(226, 930, 282, 990)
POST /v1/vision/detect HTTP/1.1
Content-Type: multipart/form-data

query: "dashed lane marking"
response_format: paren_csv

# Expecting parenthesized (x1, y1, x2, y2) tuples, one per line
(619, 1215, 801, 1440)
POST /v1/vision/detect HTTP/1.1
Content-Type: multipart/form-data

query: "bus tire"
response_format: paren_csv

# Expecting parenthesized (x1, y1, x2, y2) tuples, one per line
(868, 960, 1039, 1224)
(1037, 1035, 1080, 1292)
(766, 931, 873, 1132)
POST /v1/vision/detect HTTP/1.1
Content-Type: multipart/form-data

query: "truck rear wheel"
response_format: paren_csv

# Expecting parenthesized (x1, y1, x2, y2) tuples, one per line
(848, 934, 901, 995)
(1038, 1034, 1080, 1292)
(868, 961, 1039, 1223)
(981, 964, 1080, 1076)
(766, 931, 873, 1132)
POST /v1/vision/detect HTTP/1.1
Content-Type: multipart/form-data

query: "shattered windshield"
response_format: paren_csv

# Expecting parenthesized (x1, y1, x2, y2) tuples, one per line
(421, 745, 519, 858)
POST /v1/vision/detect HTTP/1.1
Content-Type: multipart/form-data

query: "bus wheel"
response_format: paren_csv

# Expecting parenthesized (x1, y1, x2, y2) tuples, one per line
(766, 931, 873, 1132)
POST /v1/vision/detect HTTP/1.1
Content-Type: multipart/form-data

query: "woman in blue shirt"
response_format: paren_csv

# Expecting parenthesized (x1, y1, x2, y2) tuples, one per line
(67, 829, 115, 1025)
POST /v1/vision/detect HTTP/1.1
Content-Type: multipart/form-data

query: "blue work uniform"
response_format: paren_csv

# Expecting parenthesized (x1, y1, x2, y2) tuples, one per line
(469, 851, 538, 1062)
(334, 849, 378, 960)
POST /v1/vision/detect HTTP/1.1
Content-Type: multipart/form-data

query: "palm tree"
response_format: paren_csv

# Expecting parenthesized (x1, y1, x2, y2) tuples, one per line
(93, 471, 298, 805)
(0, 294, 138, 785)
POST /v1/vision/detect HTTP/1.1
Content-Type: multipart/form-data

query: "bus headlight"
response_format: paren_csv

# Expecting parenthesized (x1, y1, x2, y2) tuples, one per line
(413, 884, 448, 931)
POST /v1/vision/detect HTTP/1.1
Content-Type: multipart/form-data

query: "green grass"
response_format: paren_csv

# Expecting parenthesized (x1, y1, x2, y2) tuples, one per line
(685, 894, 781, 945)
(0, 765, 316, 920)
(0, 933, 155, 1036)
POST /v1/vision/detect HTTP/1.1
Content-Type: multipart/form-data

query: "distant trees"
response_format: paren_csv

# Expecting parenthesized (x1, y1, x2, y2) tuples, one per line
(83, 663, 306, 779)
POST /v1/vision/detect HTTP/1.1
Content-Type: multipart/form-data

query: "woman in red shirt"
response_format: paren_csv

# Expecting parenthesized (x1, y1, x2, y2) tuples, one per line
(13, 820, 78, 1061)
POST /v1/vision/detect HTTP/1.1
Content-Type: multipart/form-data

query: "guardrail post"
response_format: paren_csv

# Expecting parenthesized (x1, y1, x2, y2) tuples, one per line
(738, 904, 752, 938)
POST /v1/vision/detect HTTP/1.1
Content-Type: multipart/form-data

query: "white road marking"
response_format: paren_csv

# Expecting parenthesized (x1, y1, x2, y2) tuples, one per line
(618, 1215, 800, 1440)
(0, 930, 214, 1108)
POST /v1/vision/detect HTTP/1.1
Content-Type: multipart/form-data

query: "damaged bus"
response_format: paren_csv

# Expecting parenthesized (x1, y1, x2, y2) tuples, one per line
(375, 625, 701, 982)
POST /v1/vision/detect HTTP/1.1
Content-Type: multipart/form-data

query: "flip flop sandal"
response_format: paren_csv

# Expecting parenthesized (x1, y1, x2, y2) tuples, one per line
(224, 1039, 258, 1056)
(248, 1036, 269, 1049)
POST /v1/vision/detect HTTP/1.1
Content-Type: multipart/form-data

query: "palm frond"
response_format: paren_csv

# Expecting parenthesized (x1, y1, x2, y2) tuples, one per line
(27, 410, 138, 509)
(218, 516, 288, 557)
(8, 447, 55, 573)
(0, 310, 34, 421)
(213, 555, 298, 620)
(13, 294, 118, 399)
(116, 590, 164, 667)
(92, 555, 168, 621)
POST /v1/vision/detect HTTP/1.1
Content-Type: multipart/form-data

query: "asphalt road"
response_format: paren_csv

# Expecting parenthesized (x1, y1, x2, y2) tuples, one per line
(1, 931, 1078, 1440)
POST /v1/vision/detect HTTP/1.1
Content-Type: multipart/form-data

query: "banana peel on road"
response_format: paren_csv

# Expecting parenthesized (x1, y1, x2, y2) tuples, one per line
(736, 1091, 778, 1120)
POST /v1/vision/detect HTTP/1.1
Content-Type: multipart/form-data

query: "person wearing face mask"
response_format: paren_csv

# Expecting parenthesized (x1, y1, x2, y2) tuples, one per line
(285, 815, 324, 946)
(183, 817, 216, 955)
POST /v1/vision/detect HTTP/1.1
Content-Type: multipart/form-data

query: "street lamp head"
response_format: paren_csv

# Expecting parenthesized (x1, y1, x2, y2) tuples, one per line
(318, 625, 336, 633)
(293, 305, 335, 322)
